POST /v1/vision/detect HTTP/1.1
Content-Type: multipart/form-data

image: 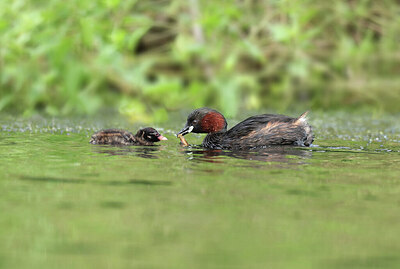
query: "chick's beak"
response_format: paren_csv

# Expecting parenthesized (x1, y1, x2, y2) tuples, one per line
(157, 135, 168, 141)
(177, 125, 194, 137)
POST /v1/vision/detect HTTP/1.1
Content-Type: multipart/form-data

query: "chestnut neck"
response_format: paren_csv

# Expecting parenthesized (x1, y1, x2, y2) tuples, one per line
(200, 111, 227, 133)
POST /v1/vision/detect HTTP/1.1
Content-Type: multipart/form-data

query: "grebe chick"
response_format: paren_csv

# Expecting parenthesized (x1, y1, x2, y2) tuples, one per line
(90, 127, 167, 146)
(177, 108, 313, 149)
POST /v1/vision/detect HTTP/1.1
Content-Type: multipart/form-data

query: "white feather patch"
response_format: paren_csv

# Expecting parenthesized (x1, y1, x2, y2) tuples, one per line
(296, 111, 309, 124)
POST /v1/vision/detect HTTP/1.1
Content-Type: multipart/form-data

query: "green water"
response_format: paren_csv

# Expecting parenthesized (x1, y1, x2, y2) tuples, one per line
(1, 112, 400, 269)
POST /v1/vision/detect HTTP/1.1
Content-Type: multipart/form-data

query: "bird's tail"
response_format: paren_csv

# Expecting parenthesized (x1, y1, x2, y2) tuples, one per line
(295, 111, 313, 146)
(295, 111, 309, 124)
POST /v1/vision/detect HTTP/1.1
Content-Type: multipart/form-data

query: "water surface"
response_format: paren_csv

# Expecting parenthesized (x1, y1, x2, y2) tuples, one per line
(1, 112, 400, 268)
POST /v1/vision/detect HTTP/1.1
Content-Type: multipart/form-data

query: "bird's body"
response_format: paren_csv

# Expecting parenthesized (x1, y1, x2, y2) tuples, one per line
(178, 108, 313, 150)
(90, 128, 167, 146)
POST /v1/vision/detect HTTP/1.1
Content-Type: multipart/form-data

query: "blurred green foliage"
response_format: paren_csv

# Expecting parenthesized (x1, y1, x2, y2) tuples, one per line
(1, 0, 400, 122)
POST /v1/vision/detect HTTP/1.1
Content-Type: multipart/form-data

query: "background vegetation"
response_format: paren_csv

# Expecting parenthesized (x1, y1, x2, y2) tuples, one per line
(1, 0, 400, 122)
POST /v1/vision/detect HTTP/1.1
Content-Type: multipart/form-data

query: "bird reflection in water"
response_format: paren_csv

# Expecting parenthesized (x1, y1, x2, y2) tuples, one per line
(92, 145, 163, 159)
(181, 145, 312, 164)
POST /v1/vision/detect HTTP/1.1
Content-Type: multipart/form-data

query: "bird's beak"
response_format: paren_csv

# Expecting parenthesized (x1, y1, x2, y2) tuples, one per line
(157, 135, 168, 141)
(177, 125, 194, 137)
